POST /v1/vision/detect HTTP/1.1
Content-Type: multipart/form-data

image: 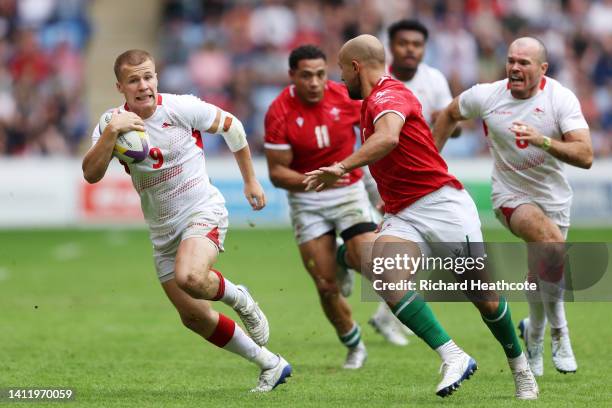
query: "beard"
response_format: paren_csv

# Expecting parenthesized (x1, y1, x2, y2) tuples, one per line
(346, 80, 362, 100)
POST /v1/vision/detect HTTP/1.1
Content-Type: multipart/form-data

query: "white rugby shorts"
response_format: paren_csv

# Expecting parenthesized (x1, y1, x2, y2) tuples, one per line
(492, 187, 570, 238)
(377, 185, 483, 257)
(153, 203, 229, 283)
(289, 181, 376, 244)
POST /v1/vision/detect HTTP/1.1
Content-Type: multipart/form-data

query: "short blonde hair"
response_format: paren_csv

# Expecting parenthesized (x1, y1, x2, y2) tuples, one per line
(114, 49, 154, 80)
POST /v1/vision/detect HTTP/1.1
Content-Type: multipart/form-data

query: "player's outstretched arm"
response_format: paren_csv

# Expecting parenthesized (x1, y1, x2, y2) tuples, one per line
(432, 97, 464, 151)
(304, 112, 403, 191)
(82, 112, 145, 184)
(207, 108, 266, 210)
(233, 145, 266, 211)
(513, 123, 593, 169)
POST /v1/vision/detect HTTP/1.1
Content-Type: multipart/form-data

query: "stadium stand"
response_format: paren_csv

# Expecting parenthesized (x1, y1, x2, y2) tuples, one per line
(0, 0, 609, 158)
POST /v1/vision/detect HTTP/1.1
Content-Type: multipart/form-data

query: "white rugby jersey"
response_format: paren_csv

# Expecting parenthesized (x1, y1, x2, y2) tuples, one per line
(91, 93, 225, 235)
(458, 76, 589, 211)
(392, 62, 453, 126)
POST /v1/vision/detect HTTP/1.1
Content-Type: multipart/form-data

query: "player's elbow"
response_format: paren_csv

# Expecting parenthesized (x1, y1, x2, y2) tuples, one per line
(580, 155, 593, 169)
(268, 167, 284, 188)
(269, 174, 282, 188)
(83, 171, 102, 184)
(578, 145, 594, 169)
(82, 163, 102, 184)
(385, 133, 399, 149)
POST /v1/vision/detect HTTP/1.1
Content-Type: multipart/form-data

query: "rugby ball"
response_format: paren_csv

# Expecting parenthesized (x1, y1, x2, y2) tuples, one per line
(98, 111, 149, 164)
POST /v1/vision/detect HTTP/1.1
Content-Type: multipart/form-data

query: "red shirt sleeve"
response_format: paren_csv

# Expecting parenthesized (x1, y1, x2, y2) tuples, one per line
(367, 84, 413, 125)
(264, 101, 289, 147)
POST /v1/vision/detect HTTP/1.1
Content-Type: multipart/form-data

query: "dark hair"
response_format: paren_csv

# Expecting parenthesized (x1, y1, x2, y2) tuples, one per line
(288, 45, 326, 70)
(114, 49, 154, 80)
(387, 19, 428, 42)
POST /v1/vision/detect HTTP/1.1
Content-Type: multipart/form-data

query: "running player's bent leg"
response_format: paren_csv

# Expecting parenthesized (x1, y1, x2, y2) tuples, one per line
(373, 234, 476, 397)
(508, 204, 576, 374)
(174, 236, 270, 346)
(174, 236, 222, 299)
(373, 235, 451, 349)
(162, 279, 277, 366)
(299, 234, 365, 356)
(174, 236, 244, 306)
(162, 279, 291, 391)
(509, 204, 567, 332)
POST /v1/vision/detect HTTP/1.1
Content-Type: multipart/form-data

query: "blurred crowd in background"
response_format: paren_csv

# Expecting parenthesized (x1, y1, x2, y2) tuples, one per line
(0, 0, 90, 156)
(1, 0, 610, 158)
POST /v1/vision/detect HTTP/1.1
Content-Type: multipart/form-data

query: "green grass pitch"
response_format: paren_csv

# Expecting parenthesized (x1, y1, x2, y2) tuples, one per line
(2, 227, 611, 407)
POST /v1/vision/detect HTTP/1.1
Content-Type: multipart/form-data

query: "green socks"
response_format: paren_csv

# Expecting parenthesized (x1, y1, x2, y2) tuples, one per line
(339, 323, 362, 348)
(336, 243, 350, 269)
(391, 291, 451, 349)
(481, 296, 522, 359)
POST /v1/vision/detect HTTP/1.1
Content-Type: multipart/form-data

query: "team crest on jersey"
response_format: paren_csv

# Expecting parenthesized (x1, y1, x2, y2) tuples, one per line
(296, 117, 304, 127)
(375, 90, 390, 99)
(162, 121, 175, 128)
(534, 107, 545, 117)
(374, 89, 394, 105)
(330, 107, 341, 121)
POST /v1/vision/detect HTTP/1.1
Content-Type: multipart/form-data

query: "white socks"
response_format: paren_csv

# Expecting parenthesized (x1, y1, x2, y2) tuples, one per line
(436, 340, 463, 363)
(212, 270, 247, 309)
(508, 352, 529, 372)
(526, 278, 568, 340)
(222, 323, 278, 369)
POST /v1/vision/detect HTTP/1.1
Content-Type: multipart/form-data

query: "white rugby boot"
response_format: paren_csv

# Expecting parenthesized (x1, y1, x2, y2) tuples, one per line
(518, 318, 544, 376)
(251, 355, 292, 392)
(435, 352, 477, 397)
(235, 285, 269, 346)
(368, 302, 409, 346)
(551, 328, 577, 374)
(510, 353, 539, 400)
(343, 341, 367, 369)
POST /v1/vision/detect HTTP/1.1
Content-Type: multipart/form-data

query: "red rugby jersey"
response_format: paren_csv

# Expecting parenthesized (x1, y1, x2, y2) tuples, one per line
(361, 76, 462, 214)
(264, 81, 363, 184)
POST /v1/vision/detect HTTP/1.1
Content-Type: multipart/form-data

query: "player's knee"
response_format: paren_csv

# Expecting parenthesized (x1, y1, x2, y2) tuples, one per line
(176, 271, 206, 298)
(536, 243, 566, 283)
(476, 300, 499, 316)
(316, 278, 340, 300)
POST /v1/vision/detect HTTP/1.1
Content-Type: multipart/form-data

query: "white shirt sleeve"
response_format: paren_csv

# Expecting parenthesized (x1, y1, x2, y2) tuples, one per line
(458, 83, 493, 119)
(168, 94, 217, 131)
(431, 69, 453, 111)
(555, 87, 589, 133)
(91, 124, 101, 146)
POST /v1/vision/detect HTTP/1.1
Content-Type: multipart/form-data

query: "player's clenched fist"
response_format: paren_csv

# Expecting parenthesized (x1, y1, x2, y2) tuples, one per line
(510, 121, 546, 147)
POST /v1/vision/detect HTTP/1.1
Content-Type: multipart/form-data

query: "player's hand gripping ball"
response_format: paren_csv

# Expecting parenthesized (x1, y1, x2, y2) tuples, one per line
(99, 111, 149, 163)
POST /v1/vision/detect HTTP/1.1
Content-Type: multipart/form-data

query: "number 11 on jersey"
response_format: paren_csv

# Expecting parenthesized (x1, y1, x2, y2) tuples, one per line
(315, 125, 330, 149)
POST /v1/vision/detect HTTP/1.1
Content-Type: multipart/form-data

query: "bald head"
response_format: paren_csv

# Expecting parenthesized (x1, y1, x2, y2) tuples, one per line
(509, 37, 547, 63)
(339, 34, 386, 67)
(506, 37, 549, 99)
